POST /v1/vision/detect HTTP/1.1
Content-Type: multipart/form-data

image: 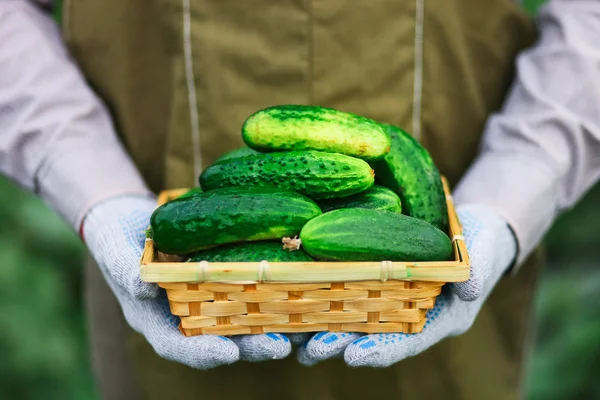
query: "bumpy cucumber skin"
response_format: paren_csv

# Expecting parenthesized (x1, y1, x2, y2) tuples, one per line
(199, 150, 375, 200)
(189, 241, 313, 262)
(150, 186, 322, 255)
(372, 123, 449, 232)
(242, 105, 391, 161)
(316, 185, 401, 213)
(215, 146, 261, 163)
(300, 208, 453, 262)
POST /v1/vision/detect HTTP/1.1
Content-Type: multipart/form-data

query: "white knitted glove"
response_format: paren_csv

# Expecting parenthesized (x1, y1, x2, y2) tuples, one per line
(82, 195, 293, 369)
(296, 204, 518, 367)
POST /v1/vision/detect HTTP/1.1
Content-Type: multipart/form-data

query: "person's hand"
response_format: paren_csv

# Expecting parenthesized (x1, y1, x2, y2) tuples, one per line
(82, 195, 294, 369)
(295, 204, 518, 367)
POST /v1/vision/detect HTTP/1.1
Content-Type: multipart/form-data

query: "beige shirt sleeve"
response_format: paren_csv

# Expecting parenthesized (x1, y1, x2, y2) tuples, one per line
(454, 0, 600, 268)
(0, 1, 151, 231)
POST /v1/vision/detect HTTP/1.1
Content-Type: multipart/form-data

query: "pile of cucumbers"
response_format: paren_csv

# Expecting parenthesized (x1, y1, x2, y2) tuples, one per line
(149, 105, 452, 263)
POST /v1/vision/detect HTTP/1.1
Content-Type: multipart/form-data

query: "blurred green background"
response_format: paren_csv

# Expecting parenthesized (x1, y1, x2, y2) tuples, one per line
(2, 0, 599, 399)
(1, 174, 599, 400)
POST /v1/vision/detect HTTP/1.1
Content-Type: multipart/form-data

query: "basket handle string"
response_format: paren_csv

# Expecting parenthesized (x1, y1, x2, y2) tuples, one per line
(451, 235, 465, 243)
(380, 260, 392, 283)
(258, 260, 270, 283)
(198, 260, 209, 282)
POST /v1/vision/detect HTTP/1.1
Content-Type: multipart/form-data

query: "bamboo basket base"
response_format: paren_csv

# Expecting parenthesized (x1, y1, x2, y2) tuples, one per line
(178, 319, 428, 337)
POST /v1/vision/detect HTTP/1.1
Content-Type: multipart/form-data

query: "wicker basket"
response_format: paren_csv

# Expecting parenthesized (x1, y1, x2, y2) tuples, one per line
(140, 177, 470, 336)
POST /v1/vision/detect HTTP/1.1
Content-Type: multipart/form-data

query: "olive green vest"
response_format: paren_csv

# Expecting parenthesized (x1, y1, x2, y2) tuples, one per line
(60, 0, 542, 398)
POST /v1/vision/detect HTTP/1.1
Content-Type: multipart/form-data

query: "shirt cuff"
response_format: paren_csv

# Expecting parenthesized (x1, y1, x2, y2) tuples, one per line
(452, 151, 558, 271)
(35, 140, 154, 232)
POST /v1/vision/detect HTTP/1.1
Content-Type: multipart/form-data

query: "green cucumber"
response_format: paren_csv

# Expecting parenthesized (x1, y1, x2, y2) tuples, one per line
(189, 241, 313, 262)
(199, 150, 375, 200)
(299, 208, 453, 262)
(215, 146, 261, 163)
(316, 185, 401, 213)
(372, 123, 449, 232)
(242, 104, 391, 161)
(149, 186, 322, 255)
(177, 187, 203, 199)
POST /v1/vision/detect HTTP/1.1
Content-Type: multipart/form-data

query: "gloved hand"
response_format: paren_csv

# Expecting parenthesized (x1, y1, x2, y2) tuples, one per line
(82, 195, 293, 369)
(296, 204, 518, 367)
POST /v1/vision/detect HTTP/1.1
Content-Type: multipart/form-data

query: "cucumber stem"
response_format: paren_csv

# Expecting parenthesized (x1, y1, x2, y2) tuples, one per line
(282, 236, 302, 251)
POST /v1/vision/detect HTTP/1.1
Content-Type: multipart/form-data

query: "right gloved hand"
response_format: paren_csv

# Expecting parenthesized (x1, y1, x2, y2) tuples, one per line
(82, 195, 294, 369)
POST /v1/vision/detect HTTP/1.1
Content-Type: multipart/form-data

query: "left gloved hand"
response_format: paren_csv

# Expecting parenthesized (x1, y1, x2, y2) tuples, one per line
(83, 195, 294, 367)
(296, 204, 518, 367)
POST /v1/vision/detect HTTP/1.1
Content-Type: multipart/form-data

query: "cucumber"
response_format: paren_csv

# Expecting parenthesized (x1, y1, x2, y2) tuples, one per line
(177, 187, 203, 199)
(316, 185, 401, 213)
(299, 208, 453, 262)
(149, 186, 322, 255)
(189, 241, 313, 262)
(242, 104, 391, 161)
(199, 150, 375, 200)
(372, 123, 449, 232)
(215, 146, 261, 163)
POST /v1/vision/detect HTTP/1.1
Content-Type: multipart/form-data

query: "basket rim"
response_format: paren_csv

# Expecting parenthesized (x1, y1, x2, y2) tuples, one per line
(139, 176, 470, 284)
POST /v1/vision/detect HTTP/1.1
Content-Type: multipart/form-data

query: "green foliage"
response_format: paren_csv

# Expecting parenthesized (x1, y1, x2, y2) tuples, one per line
(52, 0, 63, 26)
(0, 177, 97, 400)
(524, 183, 600, 399)
(523, 0, 549, 15)
(526, 271, 600, 400)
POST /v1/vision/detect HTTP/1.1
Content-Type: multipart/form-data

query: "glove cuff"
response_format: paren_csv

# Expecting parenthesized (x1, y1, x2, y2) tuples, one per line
(82, 194, 157, 240)
(453, 204, 518, 301)
(453, 151, 557, 273)
(82, 194, 159, 300)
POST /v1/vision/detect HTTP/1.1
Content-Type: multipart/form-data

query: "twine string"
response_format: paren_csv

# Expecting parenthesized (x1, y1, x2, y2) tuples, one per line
(380, 260, 392, 282)
(452, 235, 465, 243)
(258, 260, 270, 283)
(199, 260, 209, 282)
